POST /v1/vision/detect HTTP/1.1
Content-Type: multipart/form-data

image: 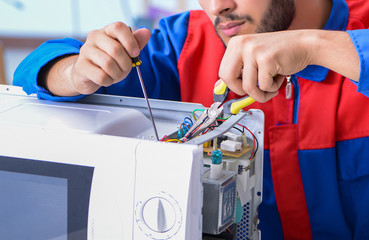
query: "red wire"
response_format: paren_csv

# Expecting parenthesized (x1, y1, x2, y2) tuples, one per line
(236, 122, 256, 160)
(160, 135, 168, 141)
(184, 122, 212, 139)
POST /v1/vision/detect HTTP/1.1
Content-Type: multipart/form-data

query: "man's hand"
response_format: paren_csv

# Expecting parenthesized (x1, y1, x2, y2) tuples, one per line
(45, 22, 151, 96)
(219, 30, 360, 103)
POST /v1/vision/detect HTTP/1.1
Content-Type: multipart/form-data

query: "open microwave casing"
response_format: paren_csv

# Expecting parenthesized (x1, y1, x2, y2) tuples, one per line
(0, 85, 264, 240)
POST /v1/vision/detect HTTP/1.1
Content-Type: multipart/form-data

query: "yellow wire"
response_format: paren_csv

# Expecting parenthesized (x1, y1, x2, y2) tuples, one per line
(192, 109, 205, 121)
(166, 139, 183, 143)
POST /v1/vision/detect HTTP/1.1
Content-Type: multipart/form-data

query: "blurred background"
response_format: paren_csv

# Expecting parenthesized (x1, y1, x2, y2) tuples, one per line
(0, 0, 201, 85)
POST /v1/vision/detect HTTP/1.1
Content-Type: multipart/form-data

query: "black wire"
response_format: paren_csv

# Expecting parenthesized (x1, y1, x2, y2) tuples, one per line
(248, 130, 259, 159)
(232, 126, 244, 134)
(203, 124, 218, 133)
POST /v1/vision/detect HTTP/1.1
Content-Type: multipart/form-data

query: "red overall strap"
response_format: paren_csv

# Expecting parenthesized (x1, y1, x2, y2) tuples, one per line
(177, 10, 225, 107)
(270, 124, 312, 240)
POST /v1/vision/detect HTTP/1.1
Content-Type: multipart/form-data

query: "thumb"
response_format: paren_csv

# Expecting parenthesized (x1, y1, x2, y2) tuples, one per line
(214, 79, 223, 88)
(133, 28, 151, 50)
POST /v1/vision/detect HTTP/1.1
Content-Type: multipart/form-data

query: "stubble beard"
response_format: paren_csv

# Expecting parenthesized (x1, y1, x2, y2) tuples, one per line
(214, 0, 296, 46)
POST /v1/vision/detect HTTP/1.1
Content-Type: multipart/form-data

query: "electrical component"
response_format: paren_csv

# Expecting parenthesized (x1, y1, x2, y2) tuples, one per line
(202, 167, 237, 235)
(202, 131, 253, 158)
(220, 140, 242, 152)
(209, 150, 224, 180)
(224, 132, 242, 142)
(216, 135, 228, 148)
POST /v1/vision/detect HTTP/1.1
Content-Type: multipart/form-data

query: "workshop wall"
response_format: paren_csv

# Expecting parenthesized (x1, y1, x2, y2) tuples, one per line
(0, 0, 201, 85)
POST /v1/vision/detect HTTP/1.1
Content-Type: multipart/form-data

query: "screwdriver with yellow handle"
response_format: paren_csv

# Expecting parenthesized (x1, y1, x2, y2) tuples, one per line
(213, 80, 256, 115)
(129, 27, 160, 141)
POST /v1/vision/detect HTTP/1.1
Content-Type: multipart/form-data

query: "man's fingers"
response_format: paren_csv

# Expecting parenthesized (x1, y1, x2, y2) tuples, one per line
(219, 43, 245, 96)
(258, 66, 285, 93)
(72, 61, 109, 95)
(220, 52, 280, 102)
(133, 28, 151, 51)
(243, 63, 283, 103)
(273, 75, 286, 89)
(104, 22, 151, 58)
(243, 62, 259, 97)
(104, 22, 140, 58)
(83, 63, 114, 88)
(90, 32, 132, 73)
(243, 63, 269, 102)
(87, 48, 126, 82)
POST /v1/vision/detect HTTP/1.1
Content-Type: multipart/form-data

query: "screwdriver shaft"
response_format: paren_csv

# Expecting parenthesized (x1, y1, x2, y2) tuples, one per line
(135, 66, 160, 141)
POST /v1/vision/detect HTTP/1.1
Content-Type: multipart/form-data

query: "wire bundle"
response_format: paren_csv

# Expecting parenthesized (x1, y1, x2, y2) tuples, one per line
(160, 109, 258, 162)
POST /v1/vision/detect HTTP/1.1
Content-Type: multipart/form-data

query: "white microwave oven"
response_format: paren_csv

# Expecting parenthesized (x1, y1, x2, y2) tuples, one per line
(0, 85, 264, 240)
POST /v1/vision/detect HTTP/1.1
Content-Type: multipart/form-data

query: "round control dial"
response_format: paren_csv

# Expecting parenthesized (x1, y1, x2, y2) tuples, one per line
(135, 191, 182, 239)
(142, 197, 175, 232)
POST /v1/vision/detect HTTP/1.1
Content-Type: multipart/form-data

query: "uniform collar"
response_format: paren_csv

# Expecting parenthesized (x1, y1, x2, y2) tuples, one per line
(296, 0, 349, 81)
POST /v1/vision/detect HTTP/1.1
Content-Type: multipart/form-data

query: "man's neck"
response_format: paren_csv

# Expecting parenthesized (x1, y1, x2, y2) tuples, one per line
(289, 0, 333, 30)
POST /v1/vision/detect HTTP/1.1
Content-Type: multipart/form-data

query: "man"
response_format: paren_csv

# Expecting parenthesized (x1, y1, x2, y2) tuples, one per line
(13, 0, 369, 239)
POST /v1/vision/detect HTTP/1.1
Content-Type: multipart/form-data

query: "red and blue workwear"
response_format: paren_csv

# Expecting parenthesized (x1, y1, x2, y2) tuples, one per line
(13, 0, 369, 239)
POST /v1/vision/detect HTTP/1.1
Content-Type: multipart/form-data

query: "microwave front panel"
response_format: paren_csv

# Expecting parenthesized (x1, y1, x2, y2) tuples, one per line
(0, 124, 142, 240)
(86, 135, 140, 240)
(133, 142, 203, 240)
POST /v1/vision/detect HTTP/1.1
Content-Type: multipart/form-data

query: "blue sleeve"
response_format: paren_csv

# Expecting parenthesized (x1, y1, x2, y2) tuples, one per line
(347, 29, 369, 97)
(13, 12, 191, 102)
(13, 38, 86, 101)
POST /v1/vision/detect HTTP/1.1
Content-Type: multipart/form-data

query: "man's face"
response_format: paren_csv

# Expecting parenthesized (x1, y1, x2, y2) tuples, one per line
(198, 0, 296, 45)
